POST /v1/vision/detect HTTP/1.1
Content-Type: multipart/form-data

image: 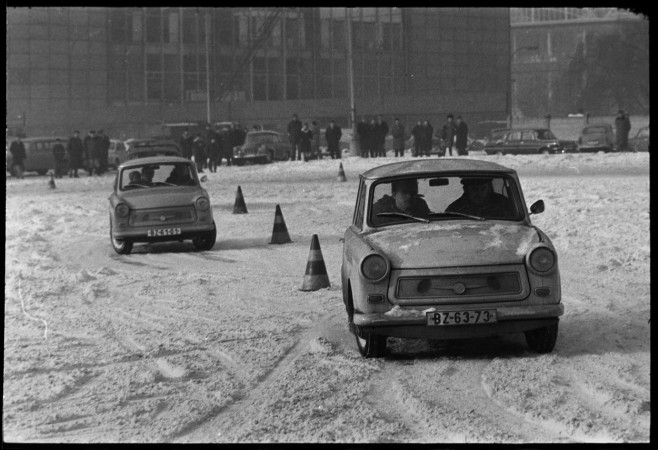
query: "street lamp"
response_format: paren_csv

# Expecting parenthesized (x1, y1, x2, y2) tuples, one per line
(508, 45, 539, 129)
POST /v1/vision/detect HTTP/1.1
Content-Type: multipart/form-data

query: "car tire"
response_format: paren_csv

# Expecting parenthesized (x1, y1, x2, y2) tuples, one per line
(193, 222, 216, 251)
(110, 223, 133, 255)
(525, 322, 558, 353)
(355, 327, 387, 358)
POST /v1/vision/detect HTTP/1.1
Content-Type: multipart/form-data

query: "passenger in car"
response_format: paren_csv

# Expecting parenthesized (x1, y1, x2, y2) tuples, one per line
(371, 179, 431, 225)
(127, 171, 143, 186)
(446, 178, 513, 217)
(165, 165, 192, 185)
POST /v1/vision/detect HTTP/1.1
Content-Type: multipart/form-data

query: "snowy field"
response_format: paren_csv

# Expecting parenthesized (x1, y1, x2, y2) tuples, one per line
(4, 151, 650, 443)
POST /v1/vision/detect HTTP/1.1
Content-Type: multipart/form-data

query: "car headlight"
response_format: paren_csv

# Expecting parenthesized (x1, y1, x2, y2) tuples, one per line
(195, 197, 210, 211)
(360, 253, 390, 282)
(115, 203, 130, 218)
(527, 247, 556, 274)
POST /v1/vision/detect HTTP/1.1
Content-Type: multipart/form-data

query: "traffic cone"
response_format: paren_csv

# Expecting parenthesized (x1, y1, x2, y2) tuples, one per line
(233, 185, 248, 214)
(270, 204, 292, 244)
(337, 163, 346, 182)
(300, 234, 330, 291)
(48, 172, 56, 189)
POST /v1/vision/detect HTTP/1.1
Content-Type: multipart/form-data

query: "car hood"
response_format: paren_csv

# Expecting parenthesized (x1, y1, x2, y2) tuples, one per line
(118, 187, 201, 209)
(364, 221, 540, 268)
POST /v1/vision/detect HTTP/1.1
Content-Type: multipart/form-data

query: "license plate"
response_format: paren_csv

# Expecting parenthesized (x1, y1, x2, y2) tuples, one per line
(147, 228, 182, 237)
(426, 310, 497, 326)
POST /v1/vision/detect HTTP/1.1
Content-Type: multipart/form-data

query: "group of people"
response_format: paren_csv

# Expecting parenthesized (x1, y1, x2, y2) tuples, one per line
(410, 114, 470, 157)
(179, 122, 246, 173)
(66, 129, 111, 178)
(287, 114, 343, 161)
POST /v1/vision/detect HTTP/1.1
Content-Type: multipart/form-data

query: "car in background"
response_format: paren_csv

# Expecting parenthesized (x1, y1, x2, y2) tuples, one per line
(6, 136, 69, 176)
(484, 128, 565, 155)
(578, 124, 615, 153)
(341, 159, 563, 358)
(629, 125, 649, 152)
(108, 156, 216, 255)
(108, 139, 128, 169)
(125, 138, 182, 161)
(232, 130, 291, 164)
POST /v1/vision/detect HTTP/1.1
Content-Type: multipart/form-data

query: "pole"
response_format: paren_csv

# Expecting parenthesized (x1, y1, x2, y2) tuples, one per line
(346, 8, 358, 157)
(205, 11, 211, 125)
(507, 17, 513, 130)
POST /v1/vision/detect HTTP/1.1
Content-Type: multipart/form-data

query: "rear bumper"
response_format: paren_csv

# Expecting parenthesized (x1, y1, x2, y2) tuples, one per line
(353, 303, 563, 339)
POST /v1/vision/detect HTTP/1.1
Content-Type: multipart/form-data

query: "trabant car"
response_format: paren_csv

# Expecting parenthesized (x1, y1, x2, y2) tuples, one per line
(232, 130, 291, 164)
(125, 139, 182, 161)
(108, 139, 128, 169)
(341, 159, 563, 358)
(484, 128, 568, 155)
(629, 125, 649, 152)
(578, 124, 615, 153)
(108, 156, 216, 255)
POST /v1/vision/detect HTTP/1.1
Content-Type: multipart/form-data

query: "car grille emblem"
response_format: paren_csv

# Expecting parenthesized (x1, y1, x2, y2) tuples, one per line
(453, 282, 466, 295)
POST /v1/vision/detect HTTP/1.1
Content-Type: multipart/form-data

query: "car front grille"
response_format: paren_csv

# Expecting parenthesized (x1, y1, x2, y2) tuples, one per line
(396, 272, 522, 300)
(130, 207, 196, 226)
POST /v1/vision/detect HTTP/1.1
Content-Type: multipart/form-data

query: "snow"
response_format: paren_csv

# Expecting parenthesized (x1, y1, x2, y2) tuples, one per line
(4, 151, 650, 443)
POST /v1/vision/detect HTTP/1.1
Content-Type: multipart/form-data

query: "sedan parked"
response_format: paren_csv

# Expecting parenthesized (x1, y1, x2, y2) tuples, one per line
(341, 159, 563, 358)
(578, 124, 615, 153)
(233, 130, 291, 164)
(484, 129, 564, 155)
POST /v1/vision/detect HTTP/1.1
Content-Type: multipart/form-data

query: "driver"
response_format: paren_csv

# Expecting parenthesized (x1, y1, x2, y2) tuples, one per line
(165, 164, 192, 185)
(446, 178, 513, 217)
(141, 166, 155, 185)
(371, 179, 430, 225)
(127, 170, 142, 186)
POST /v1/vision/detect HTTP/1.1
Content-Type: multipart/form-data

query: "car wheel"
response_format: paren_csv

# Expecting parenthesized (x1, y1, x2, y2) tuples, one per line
(193, 222, 216, 251)
(355, 327, 387, 358)
(525, 323, 558, 353)
(110, 223, 133, 255)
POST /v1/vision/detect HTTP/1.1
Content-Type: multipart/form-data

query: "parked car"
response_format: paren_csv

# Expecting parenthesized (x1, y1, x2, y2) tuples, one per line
(124, 138, 182, 161)
(577, 124, 615, 153)
(484, 128, 565, 155)
(108, 139, 128, 169)
(108, 156, 216, 255)
(341, 159, 563, 358)
(6, 136, 69, 176)
(232, 130, 291, 164)
(629, 125, 649, 152)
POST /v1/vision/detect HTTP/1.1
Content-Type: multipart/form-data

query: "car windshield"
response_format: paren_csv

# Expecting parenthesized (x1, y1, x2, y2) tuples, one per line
(246, 134, 278, 145)
(536, 130, 556, 140)
(120, 163, 198, 190)
(369, 175, 523, 227)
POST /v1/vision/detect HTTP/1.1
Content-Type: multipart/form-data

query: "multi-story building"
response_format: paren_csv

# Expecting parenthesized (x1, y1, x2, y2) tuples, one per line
(7, 7, 511, 138)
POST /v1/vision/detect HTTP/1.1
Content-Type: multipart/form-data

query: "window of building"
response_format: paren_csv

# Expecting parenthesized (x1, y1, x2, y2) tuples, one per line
(127, 71, 143, 102)
(132, 11, 143, 42)
(285, 17, 300, 48)
(332, 20, 345, 50)
(167, 12, 179, 44)
(146, 13, 162, 44)
(286, 75, 299, 100)
(111, 10, 129, 42)
(164, 73, 181, 101)
(147, 72, 163, 101)
(268, 75, 282, 100)
(253, 74, 266, 101)
(215, 9, 233, 45)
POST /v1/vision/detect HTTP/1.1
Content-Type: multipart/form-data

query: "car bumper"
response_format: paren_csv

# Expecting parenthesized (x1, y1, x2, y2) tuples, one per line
(112, 223, 214, 243)
(353, 303, 564, 339)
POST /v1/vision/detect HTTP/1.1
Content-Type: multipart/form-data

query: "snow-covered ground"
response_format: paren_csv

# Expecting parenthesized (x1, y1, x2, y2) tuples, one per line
(4, 151, 650, 443)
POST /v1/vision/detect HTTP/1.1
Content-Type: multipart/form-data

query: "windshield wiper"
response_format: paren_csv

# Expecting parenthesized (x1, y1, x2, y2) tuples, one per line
(430, 211, 486, 221)
(376, 212, 430, 223)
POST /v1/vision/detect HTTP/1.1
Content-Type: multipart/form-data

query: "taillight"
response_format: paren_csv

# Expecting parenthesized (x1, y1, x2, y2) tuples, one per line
(360, 254, 389, 282)
(115, 203, 130, 218)
(195, 197, 210, 211)
(528, 247, 556, 273)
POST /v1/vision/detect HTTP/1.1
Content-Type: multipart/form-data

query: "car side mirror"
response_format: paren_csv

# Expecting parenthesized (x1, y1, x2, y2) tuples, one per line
(529, 200, 545, 215)
(200, 175, 208, 182)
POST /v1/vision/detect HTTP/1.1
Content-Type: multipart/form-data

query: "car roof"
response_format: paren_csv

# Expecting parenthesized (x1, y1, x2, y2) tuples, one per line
(361, 159, 516, 179)
(17, 136, 68, 142)
(583, 123, 611, 129)
(119, 156, 191, 168)
(246, 130, 280, 136)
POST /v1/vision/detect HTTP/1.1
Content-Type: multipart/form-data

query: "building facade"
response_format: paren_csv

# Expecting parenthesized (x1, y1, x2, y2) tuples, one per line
(7, 7, 511, 138)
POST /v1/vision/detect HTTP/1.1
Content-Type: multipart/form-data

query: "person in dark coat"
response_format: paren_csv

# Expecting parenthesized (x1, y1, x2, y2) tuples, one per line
(374, 115, 389, 157)
(368, 119, 378, 158)
(193, 133, 206, 173)
(391, 118, 405, 157)
(421, 120, 433, 157)
(9, 137, 27, 179)
(97, 129, 110, 174)
(356, 118, 370, 158)
(455, 116, 469, 156)
(614, 110, 632, 152)
(179, 129, 194, 160)
(86, 130, 102, 175)
(204, 124, 215, 171)
(218, 127, 233, 166)
(52, 138, 67, 179)
(441, 114, 457, 157)
(310, 121, 321, 160)
(207, 125, 222, 172)
(67, 130, 84, 177)
(299, 123, 313, 162)
(411, 121, 422, 157)
(287, 113, 303, 161)
(83, 130, 95, 175)
(325, 120, 342, 159)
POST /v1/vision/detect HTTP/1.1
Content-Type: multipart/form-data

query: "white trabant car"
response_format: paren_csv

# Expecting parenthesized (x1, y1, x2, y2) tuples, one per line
(108, 156, 216, 255)
(341, 159, 563, 358)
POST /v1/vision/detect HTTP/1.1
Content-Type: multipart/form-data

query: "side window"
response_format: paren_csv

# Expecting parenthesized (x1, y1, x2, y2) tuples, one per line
(521, 131, 535, 141)
(353, 180, 366, 229)
(508, 131, 522, 142)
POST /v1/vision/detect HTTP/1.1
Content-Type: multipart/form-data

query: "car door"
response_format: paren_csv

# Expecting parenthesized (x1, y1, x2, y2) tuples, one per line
(520, 130, 537, 154)
(504, 131, 522, 154)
